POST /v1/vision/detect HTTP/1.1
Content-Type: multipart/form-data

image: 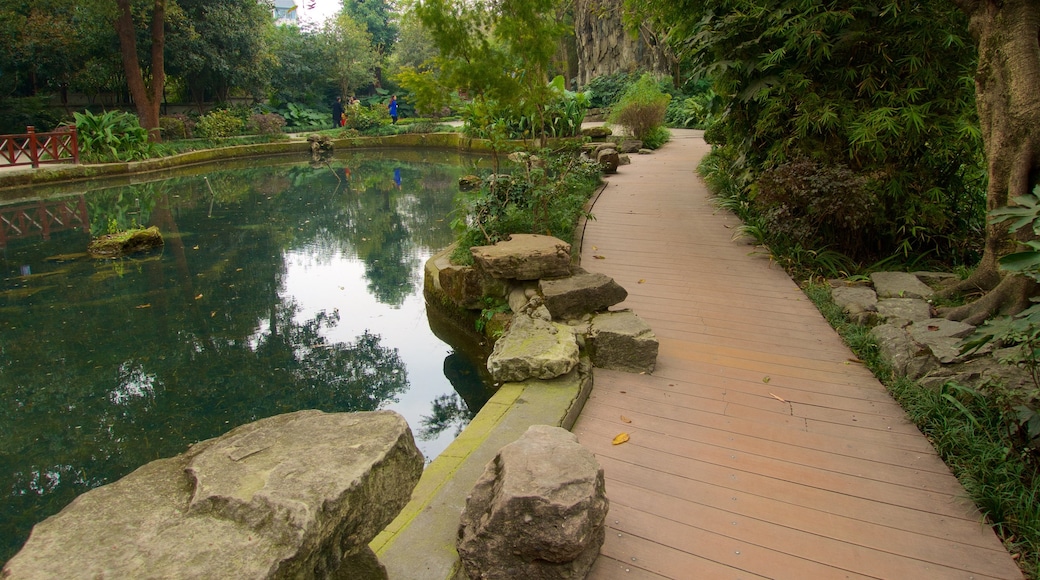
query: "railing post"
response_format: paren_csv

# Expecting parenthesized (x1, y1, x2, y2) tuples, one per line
(27, 126, 39, 169)
(69, 126, 80, 164)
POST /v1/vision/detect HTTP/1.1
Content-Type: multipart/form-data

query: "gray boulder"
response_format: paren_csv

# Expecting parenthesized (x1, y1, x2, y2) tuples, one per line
(471, 234, 572, 281)
(587, 310, 658, 373)
(597, 148, 620, 174)
(581, 126, 612, 140)
(618, 139, 642, 154)
(908, 318, 976, 364)
(830, 285, 878, 325)
(457, 425, 608, 580)
(3, 410, 423, 580)
(877, 298, 933, 323)
(539, 267, 628, 319)
(872, 323, 939, 380)
(487, 313, 579, 382)
(870, 271, 935, 299)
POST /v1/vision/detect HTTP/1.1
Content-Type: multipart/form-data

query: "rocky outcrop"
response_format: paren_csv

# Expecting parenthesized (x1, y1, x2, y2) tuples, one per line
(87, 226, 164, 258)
(597, 147, 620, 174)
(573, 0, 674, 87)
(487, 312, 580, 382)
(457, 425, 608, 580)
(3, 410, 423, 580)
(833, 274, 1033, 395)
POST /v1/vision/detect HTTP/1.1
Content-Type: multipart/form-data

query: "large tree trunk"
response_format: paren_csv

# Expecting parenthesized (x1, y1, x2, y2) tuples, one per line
(115, 0, 165, 143)
(942, 0, 1040, 325)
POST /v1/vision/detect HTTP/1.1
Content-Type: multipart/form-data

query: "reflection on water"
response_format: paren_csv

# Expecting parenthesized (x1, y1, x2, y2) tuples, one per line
(0, 150, 495, 561)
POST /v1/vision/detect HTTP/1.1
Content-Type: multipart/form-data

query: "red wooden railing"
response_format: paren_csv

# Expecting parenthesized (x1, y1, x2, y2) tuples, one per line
(0, 196, 91, 248)
(0, 126, 80, 168)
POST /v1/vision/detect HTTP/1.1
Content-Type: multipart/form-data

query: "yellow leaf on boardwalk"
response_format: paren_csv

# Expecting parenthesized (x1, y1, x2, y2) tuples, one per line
(612, 433, 630, 445)
(593, 255, 606, 260)
(620, 415, 632, 423)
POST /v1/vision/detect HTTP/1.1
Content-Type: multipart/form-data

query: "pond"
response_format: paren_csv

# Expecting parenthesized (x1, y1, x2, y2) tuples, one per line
(0, 150, 495, 562)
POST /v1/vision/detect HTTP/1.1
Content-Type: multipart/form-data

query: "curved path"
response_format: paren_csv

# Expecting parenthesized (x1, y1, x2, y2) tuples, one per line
(575, 130, 1022, 579)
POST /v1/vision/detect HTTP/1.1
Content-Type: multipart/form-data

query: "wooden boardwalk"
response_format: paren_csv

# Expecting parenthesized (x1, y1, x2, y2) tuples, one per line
(574, 130, 1022, 579)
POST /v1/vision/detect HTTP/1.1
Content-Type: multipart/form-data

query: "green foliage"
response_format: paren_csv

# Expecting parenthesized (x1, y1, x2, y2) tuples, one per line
(342, 103, 389, 132)
(195, 109, 245, 139)
(475, 298, 510, 335)
(606, 73, 671, 142)
(326, 14, 380, 98)
(276, 102, 329, 129)
(246, 113, 287, 135)
(584, 71, 640, 109)
(0, 96, 65, 133)
(665, 89, 720, 129)
(73, 110, 154, 162)
(158, 114, 196, 140)
(638, 0, 985, 266)
(451, 146, 601, 260)
(461, 76, 590, 141)
(268, 25, 338, 106)
(640, 125, 671, 150)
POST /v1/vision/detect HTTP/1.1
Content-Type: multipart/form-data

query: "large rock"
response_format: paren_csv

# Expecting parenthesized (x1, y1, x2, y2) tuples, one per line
(872, 322, 939, 380)
(540, 267, 628, 319)
(587, 310, 658, 373)
(877, 298, 933, 323)
(830, 285, 878, 325)
(438, 261, 508, 310)
(870, 271, 935, 299)
(597, 148, 620, 174)
(3, 410, 423, 580)
(908, 318, 976, 364)
(471, 234, 572, 281)
(487, 313, 580, 382)
(457, 425, 608, 580)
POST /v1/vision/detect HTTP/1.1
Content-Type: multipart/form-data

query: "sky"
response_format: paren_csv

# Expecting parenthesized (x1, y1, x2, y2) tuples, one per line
(295, 0, 342, 26)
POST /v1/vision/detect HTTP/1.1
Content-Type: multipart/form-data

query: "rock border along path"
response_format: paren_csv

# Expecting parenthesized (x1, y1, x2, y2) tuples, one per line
(572, 129, 1023, 579)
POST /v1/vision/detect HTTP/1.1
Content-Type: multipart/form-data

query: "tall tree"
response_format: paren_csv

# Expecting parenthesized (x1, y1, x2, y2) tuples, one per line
(115, 0, 166, 141)
(325, 13, 379, 97)
(942, 0, 1040, 323)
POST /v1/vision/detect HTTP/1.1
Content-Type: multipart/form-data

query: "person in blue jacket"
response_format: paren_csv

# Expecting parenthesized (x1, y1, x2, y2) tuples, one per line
(388, 95, 399, 125)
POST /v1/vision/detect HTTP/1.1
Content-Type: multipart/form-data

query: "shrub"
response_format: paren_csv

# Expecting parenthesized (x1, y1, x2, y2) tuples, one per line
(73, 110, 153, 162)
(159, 114, 196, 140)
(343, 103, 388, 132)
(195, 109, 244, 139)
(246, 113, 286, 135)
(276, 102, 328, 129)
(607, 73, 671, 142)
(641, 125, 671, 150)
(753, 159, 877, 259)
(0, 96, 64, 133)
(584, 71, 640, 109)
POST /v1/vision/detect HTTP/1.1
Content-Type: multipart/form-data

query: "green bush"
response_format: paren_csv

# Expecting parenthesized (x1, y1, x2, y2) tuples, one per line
(0, 96, 64, 133)
(73, 110, 153, 162)
(246, 113, 286, 135)
(607, 73, 671, 142)
(462, 77, 590, 141)
(584, 71, 640, 109)
(159, 114, 196, 140)
(195, 109, 245, 139)
(343, 103, 388, 132)
(276, 102, 329, 129)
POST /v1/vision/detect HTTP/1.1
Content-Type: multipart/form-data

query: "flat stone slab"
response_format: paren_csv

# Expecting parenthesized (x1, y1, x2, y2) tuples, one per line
(831, 285, 878, 313)
(4, 410, 423, 580)
(471, 234, 572, 281)
(877, 298, 933, 323)
(587, 310, 658, 373)
(487, 314, 580, 382)
(908, 318, 976, 364)
(870, 271, 934, 299)
(540, 267, 628, 319)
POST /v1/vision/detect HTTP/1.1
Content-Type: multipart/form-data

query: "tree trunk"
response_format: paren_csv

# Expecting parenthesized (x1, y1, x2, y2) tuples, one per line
(942, 0, 1040, 325)
(115, 0, 165, 143)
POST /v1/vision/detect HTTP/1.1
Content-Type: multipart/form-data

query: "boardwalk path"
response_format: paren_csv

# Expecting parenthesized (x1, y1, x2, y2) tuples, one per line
(574, 130, 1022, 579)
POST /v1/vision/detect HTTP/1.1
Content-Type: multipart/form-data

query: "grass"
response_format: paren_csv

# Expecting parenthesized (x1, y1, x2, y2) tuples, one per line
(802, 280, 1040, 578)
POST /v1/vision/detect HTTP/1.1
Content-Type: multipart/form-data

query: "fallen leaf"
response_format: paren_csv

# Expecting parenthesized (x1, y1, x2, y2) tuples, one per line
(593, 255, 606, 260)
(195, 294, 203, 300)
(135, 303, 151, 309)
(769, 393, 786, 403)
(638, 279, 646, 284)
(762, 376, 771, 383)
(620, 415, 632, 423)
(193, 245, 200, 250)
(928, 325, 940, 331)
(210, 311, 217, 317)
(612, 433, 630, 445)
(592, 245, 598, 251)
(619, 390, 627, 394)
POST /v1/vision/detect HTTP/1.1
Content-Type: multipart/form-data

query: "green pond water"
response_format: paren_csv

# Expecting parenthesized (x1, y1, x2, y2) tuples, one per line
(0, 150, 495, 562)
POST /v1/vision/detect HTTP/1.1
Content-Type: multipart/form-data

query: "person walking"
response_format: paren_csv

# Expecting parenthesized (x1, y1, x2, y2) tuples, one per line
(332, 97, 344, 128)
(388, 95, 398, 125)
